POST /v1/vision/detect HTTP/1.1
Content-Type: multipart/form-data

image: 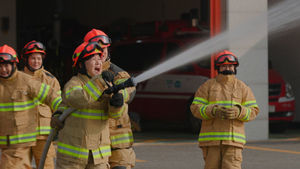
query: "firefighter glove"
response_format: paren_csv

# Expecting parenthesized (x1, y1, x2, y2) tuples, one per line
(50, 111, 64, 130)
(221, 105, 241, 119)
(102, 71, 114, 83)
(110, 93, 124, 107)
(212, 105, 227, 119)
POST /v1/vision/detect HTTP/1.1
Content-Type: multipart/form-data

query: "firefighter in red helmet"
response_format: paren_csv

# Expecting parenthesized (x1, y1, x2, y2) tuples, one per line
(84, 29, 136, 169)
(0, 45, 61, 169)
(21, 40, 61, 169)
(51, 41, 125, 169)
(190, 50, 259, 169)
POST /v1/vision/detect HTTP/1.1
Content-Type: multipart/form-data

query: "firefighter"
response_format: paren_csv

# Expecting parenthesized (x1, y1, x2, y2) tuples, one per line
(21, 40, 61, 169)
(84, 29, 136, 169)
(190, 50, 259, 169)
(51, 41, 125, 169)
(0, 44, 62, 169)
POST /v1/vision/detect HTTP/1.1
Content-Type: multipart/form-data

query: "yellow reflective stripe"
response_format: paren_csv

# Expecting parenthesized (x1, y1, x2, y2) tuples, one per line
(0, 83, 51, 112)
(0, 132, 38, 145)
(57, 90, 62, 95)
(114, 78, 127, 85)
(208, 100, 240, 107)
(51, 96, 62, 111)
(71, 109, 108, 120)
(193, 97, 208, 105)
(58, 142, 111, 159)
(65, 86, 82, 98)
(199, 105, 209, 120)
(57, 142, 89, 158)
(198, 132, 246, 144)
(110, 106, 125, 119)
(241, 107, 251, 121)
(83, 81, 102, 101)
(122, 89, 129, 102)
(92, 146, 111, 158)
(0, 136, 6, 144)
(36, 126, 52, 135)
(38, 83, 50, 103)
(242, 100, 258, 107)
(110, 133, 134, 146)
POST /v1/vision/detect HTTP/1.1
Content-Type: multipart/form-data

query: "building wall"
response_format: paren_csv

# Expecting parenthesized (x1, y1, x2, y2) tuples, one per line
(0, 0, 16, 48)
(226, 0, 269, 140)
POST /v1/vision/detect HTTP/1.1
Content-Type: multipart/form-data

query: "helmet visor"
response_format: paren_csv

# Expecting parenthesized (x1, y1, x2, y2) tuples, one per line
(89, 35, 111, 45)
(0, 53, 15, 62)
(216, 54, 238, 65)
(24, 42, 45, 53)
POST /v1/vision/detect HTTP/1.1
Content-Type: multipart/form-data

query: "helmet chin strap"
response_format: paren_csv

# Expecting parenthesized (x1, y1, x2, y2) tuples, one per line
(25, 59, 42, 72)
(0, 63, 16, 79)
(78, 62, 91, 79)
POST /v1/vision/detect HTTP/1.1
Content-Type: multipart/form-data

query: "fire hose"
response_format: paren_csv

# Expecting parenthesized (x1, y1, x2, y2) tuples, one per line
(38, 77, 137, 169)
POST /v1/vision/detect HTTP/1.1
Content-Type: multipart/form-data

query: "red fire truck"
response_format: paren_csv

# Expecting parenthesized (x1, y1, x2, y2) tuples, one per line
(111, 20, 295, 133)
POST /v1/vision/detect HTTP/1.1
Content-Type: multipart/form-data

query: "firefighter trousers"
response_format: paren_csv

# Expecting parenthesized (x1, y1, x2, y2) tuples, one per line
(0, 147, 32, 169)
(56, 151, 109, 169)
(31, 139, 56, 169)
(201, 144, 243, 169)
(109, 147, 136, 169)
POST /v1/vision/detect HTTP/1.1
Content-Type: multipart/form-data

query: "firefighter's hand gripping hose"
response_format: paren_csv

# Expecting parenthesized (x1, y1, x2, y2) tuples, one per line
(38, 108, 76, 169)
(104, 77, 137, 95)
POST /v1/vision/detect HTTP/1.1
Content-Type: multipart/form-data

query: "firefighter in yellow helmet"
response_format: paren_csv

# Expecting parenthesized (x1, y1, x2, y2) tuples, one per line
(0, 44, 62, 169)
(51, 41, 126, 169)
(84, 29, 136, 169)
(190, 50, 259, 169)
(21, 40, 61, 169)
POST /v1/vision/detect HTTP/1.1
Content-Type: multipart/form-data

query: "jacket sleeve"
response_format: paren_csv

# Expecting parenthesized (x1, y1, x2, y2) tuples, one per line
(29, 79, 62, 112)
(114, 71, 136, 104)
(236, 85, 260, 122)
(190, 81, 216, 120)
(62, 75, 107, 109)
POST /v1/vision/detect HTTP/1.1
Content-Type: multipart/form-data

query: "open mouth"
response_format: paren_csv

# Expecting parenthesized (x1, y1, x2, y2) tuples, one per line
(95, 67, 100, 72)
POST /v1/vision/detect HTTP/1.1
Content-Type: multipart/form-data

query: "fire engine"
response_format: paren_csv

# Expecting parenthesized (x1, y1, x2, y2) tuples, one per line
(111, 19, 295, 133)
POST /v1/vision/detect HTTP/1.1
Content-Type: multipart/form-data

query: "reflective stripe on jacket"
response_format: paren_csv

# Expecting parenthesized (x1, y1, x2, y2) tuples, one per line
(23, 67, 61, 137)
(190, 74, 259, 148)
(0, 70, 62, 148)
(57, 73, 124, 164)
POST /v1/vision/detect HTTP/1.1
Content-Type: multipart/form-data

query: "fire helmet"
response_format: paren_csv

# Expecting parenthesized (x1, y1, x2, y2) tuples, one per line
(84, 29, 111, 47)
(215, 50, 239, 69)
(0, 45, 19, 63)
(72, 41, 103, 67)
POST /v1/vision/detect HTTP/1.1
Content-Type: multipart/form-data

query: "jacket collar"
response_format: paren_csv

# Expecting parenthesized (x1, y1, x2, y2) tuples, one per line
(216, 74, 236, 84)
(24, 66, 44, 77)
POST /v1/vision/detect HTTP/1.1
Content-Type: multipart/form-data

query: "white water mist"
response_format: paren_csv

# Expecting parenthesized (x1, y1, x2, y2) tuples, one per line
(134, 0, 300, 84)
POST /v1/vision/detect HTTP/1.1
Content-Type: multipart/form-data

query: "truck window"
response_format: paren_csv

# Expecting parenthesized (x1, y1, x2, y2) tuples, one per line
(111, 42, 164, 72)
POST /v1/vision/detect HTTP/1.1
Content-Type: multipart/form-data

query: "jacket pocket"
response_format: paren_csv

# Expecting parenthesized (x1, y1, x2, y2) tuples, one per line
(38, 104, 52, 117)
(11, 89, 29, 102)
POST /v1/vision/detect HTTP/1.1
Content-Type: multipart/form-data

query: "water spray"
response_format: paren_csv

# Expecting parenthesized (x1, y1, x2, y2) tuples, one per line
(133, 0, 300, 84)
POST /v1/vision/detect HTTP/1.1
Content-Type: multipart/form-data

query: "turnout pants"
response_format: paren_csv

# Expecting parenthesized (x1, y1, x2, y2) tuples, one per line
(109, 147, 136, 169)
(0, 147, 32, 169)
(201, 144, 243, 169)
(56, 151, 109, 169)
(31, 139, 56, 169)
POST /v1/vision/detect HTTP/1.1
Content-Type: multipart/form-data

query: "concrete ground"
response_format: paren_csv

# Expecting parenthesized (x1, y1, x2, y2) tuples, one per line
(0, 126, 299, 169)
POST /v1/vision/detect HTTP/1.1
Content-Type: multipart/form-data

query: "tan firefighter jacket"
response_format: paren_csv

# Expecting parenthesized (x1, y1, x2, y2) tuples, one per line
(103, 61, 136, 149)
(0, 70, 62, 148)
(56, 73, 125, 164)
(190, 74, 259, 148)
(23, 67, 61, 139)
